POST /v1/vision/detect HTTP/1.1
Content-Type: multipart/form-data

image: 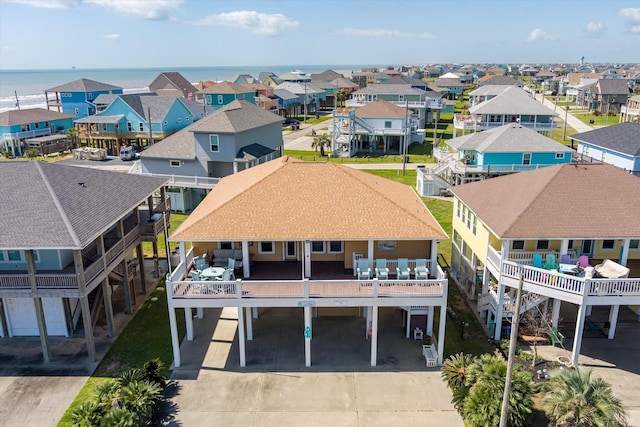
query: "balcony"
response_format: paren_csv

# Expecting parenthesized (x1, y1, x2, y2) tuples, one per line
(453, 115, 557, 131)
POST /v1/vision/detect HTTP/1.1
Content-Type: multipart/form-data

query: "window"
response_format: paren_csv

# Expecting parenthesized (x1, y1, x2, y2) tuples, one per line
(34, 122, 39, 129)
(259, 241, 274, 254)
(210, 134, 219, 152)
(127, 122, 132, 131)
(602, 240, 615, 250)
(102, 124, 107, 131)
(536, 240, 550, 250)
(169, 160, 181, 167)
(75, 108, 79, 115)
(555, 153, 565, 159)
(384, 121, 392, 129)
(139, 123, 144, 131)
(568, 240, 574, 249)
(88, 93, 93, 100)
(311, 241, 325, 253)
(523, 153, 531, 165)
(472, 216, 477, 235)
(328, 241, 343, 253)
(456, 200, 462, 218)
(630, 240, 639, 249)
(177, 118, 182, 123)
(512, 240, 525, 250)
(45, 121, 49, 127)
(185, 117, 190, 121)
(220, 242, 233, 250)
(218, 95, 223, 104)
(164, 121, 168, 126)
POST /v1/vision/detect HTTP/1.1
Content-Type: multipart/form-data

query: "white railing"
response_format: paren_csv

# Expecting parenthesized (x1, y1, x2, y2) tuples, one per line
(502, 262, 584, 294)
(132, 171, 220, 189)
(487, 246, 501, 272)
(170, 277, 446, 300)
(587, 278, 640, 297)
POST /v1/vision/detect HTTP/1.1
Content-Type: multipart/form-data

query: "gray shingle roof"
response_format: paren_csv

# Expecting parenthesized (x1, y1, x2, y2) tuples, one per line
(570, 122, 640, 157)
(0, 162, 166, 249)
(478, 76, 522, 86)
(596, 79, 631, 96)
(117, 94, 179, 122)
(446, 124, 573, 153)
(469, 86, 557, 115)
(274, 88, 298, 100)
(141, 100, 282, 160)
(149, 72, 198, 98)
(236, 143, 275, 161)
(0, 108, 74, 126)
(352, 84, 428, 96)
(46, 78, 122, 93)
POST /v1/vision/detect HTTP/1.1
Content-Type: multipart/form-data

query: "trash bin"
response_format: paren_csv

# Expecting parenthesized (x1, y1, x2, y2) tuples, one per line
(403, 155, 410, 163)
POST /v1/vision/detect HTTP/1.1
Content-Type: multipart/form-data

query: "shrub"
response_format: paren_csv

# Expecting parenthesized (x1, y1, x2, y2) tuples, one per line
(24, 148, 40, 158)
(2, 150, 13, 159)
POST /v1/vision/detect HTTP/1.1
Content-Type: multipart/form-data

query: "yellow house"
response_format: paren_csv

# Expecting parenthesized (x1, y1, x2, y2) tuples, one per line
(450, 163, 640, 365)
(166, 157, 449, 368)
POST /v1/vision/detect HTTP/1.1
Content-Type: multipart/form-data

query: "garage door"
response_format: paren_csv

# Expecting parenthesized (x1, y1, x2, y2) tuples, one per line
(5, 298, 68, 337)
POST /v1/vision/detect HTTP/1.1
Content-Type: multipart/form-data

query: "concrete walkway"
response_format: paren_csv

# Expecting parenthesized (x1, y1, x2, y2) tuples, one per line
(532, 93, 594, 134)
(168, 307, 463, 426)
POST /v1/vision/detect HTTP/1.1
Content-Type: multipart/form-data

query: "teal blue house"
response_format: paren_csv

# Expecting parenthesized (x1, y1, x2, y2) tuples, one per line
(0, 108, 74, 156)
(442, 124, 573, 184)
(73, 93, 204, 154)
(197, 82, 255, 109)
(45, 78, 123, 119)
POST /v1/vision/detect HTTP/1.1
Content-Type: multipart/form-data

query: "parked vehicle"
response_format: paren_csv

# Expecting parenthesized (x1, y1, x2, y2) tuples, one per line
(120, 146, 140, 161)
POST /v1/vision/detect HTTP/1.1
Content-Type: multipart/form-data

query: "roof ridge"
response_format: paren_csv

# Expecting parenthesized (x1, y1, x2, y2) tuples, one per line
(35, 162, 82, 248)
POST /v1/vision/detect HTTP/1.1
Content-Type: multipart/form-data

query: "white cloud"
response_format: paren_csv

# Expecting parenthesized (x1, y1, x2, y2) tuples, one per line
(192, 10, 299, 36)
(103, 33, 120, 40)
(84, 0, 184, 20)
(3, 0, 80, 8)
(526, 28, 559, 43)
(337, 28, 437, 39)
(618, 8, 640, 33)
(585, 21, 605, 37)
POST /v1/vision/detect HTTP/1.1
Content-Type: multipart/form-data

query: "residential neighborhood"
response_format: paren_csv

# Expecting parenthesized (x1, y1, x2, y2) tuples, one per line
(1, 2, 640, 423)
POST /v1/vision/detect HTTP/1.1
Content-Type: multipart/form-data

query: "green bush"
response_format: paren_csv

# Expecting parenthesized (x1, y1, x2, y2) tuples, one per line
(70, 359, 167, 427)
(24, 148, 40, 158)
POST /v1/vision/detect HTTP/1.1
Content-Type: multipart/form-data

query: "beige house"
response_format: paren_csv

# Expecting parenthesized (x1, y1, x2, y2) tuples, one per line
(166, 157, 449, 368)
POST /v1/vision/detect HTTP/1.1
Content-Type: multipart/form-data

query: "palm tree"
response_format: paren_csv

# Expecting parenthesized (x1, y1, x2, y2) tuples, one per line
(464, 354, 534, 427)
(441, 352, 476, 389)
(66, 127, 77, 148)
(311, 132, 331, 157)
(542, 368, 627, 426)
(334, 89, 347, 108)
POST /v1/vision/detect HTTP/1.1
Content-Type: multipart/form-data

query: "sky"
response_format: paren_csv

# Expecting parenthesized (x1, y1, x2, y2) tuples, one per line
(0, 0, 639, 70)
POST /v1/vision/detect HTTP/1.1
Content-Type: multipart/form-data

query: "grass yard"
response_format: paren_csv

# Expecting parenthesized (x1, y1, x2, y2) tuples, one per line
(58, 286, 186, 426)
(284, 148, 436, 164)
(141, 213, 189, 259)
(571, 110, 620, 126)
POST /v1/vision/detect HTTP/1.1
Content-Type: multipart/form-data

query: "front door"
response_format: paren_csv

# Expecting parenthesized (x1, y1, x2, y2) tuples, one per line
(284, 241, 298, 260)
(580, 240, 594, 257)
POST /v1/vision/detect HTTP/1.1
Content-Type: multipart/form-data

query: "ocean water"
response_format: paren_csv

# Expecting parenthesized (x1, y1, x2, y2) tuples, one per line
(0, 65, 373, 113)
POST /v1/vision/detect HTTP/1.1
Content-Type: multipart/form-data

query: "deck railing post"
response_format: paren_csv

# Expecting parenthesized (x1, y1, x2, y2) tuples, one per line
(303, 278, 309, 298)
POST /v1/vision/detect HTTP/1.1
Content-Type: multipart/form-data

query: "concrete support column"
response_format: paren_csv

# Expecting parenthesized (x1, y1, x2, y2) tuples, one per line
(367, 240, 374, 268)
(168, 305, 181, 367)
(242, 241, 250, 278)
(620, 239, 630, 266)
(608, 305, 620, 340)
(560, 239, 569, 257)
(304, 306, 312, 367)
(370, 305, 378, 367)
(185, 308, 194, 341)
(427, 306, 434, 336)
(136, 244, 146, 294)
(25, 250, 50, 363)
(571, 304, 587, 365)
(365, 307, 371, 339)
(304, 240, 311, 278)
(238, 307, 246, 368)
(405, 307, 411, 338)
(101, 278, 114, 337)
(246, 307, 253, 341)
(252, 307, 258, 318)
(552, 299, 562, 328)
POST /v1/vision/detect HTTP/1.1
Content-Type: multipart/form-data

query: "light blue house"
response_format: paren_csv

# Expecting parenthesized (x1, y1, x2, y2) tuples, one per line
(439, 123, 573, 185)
(136, 100, 283, 212)
(74, 93, 207, 154)
(0, 108, 74, 156)
(273, 88, 299, 117)
(571, 122, 640, 176)
(0, 161, 168, 362)
(197, 81, 255, 109)
(45, 78, 123, 119)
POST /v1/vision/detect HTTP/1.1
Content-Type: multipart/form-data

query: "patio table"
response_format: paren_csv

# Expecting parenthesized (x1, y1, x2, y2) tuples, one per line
(201, 267, 225, 280)
(558, 263, 580, 276)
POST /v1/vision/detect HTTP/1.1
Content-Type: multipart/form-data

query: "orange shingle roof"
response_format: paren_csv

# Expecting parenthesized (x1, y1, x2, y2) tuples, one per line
(355, 100, 408, 119)
(451, 163, 640, 239)
(171, 157, 447, 242)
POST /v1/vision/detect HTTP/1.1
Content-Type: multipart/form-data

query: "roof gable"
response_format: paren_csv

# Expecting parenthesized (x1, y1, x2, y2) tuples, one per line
(46, 78, 122, 93)
(469, 86, 557, 115)
(355, 99, 408, 119)
(0, 108, 74, 126)
(570, 122, 640, 157)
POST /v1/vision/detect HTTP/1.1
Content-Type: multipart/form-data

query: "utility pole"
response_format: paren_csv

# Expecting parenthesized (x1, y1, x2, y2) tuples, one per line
(562, 95, 569, 141)
(304, 83, 307, 123)
(499, 274, 524, 427)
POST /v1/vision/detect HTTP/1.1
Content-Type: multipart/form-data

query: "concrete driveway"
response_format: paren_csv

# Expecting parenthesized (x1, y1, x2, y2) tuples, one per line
(167, 307, 463, 426)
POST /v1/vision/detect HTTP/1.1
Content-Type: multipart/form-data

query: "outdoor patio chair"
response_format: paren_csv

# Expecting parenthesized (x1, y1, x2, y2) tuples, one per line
(190, 270, 202, 281)
(195, 256, 208, 271)
(397, 258, 411, 280)
(545, 254, 558, 271)
(218, 269, 234, 281)
(561, 254, 572, 264)
(356, 258, 371, 280)
(532, 253, 544, 269)
(579, 255, 590, 268)
(414, 259, 429, 280)
(550, 327, 565, 347)
(375, 259, 390, 280)
(226, 257, 235, 271)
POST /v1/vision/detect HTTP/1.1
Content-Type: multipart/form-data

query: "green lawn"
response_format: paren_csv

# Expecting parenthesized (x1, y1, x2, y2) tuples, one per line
(58, 286, 186, 426)
(141, 213, 189, 259)
(284, 148, 436, 164)
(571, 110, 621, 126)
